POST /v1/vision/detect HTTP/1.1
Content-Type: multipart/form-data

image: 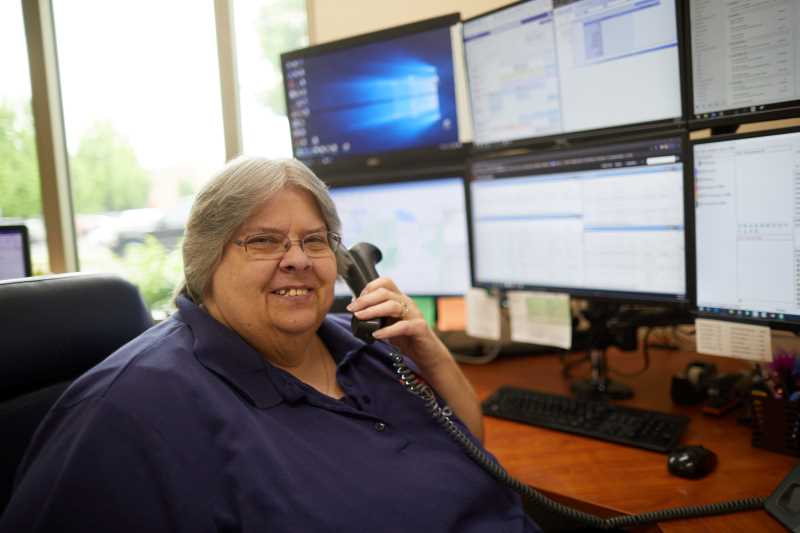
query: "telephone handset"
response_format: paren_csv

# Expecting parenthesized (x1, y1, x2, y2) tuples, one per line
(337, 242, 386, 343)
(336, 242, 765, 530)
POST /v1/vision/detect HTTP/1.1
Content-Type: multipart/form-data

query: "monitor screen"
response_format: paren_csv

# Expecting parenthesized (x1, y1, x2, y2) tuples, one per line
(694, 127, 800, 327)
(463, 0, 684, 148)
(0, 225, 32, 280)
(689, 0, 800, 126)
(282, 14, 471, 171)
(469, 134, 688, 302)
(330, 176, 471, 297)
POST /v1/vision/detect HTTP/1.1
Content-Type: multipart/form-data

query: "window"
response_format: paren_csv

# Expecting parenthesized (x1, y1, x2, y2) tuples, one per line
(53, 0, 225, 316)
(235, 0, 308, 157)
(0, 1, 49, 274)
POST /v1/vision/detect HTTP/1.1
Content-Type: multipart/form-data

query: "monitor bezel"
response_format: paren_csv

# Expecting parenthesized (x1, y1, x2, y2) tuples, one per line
(467, 128, 694, 306)
(462, 0, 689, 153)
(0, 224, 33, 279)
(325, 164, 473, 298)
(281, 13, 470, 174)
(684, 2, 800, 130)
(690, 125, 800, 332)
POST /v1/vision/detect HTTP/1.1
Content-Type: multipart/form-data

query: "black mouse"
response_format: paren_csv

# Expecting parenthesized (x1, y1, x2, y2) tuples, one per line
(667, 445, 717, 479)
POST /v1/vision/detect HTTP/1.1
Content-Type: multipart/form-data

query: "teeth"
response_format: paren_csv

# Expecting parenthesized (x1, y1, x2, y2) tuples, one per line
(275, 288, 309, 296)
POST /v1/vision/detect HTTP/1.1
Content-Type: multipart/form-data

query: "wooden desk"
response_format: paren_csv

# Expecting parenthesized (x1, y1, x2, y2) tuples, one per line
(460, 347, 796, 532)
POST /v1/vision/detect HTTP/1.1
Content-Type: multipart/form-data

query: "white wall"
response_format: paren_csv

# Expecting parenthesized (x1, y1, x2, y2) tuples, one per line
(307, 0, 508, 44)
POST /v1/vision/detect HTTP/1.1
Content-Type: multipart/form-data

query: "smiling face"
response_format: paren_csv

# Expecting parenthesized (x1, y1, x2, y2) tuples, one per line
(203, 186, 338, 354)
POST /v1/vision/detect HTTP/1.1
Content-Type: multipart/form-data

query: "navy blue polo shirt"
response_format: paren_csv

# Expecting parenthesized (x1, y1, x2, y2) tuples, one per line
(1, 296, 539, 532)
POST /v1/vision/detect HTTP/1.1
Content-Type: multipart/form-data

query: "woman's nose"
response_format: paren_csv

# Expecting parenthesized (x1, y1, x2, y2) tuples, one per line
(279, 240, 312, 271)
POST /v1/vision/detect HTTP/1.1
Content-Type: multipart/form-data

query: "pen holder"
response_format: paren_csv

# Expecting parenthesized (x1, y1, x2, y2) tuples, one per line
(750, 392, 800, 457)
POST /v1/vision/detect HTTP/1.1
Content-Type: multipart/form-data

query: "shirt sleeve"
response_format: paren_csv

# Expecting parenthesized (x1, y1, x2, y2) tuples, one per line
(0, 397, 212, 533)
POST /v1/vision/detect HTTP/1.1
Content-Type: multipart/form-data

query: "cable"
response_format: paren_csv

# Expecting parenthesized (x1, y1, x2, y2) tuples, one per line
(558, 351, 589, 378)
(610, 327, 652, 378)
(387, 348, 767, 530)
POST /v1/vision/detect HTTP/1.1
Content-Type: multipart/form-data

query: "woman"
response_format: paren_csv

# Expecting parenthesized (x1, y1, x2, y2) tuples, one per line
(1, 157, 540, 532)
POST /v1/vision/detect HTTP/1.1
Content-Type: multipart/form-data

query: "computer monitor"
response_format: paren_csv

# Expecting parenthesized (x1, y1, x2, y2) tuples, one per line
(470, 132, 690, 399)
(687, 0, 800, 129)
(282, 14, 471, 173)
(469, 133, 690, 304)
(463, 0, 685, 149)
(693, 127, 800, 331)
(0, 225, 32, 280)
(329, 174, 471, 297)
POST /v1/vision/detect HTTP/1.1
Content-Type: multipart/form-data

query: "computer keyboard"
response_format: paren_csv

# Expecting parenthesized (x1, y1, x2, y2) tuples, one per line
(482, 386, 689, 453)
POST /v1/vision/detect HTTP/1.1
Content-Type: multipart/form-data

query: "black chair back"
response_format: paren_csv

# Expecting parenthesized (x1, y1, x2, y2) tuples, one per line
(0, 273, 153, 512)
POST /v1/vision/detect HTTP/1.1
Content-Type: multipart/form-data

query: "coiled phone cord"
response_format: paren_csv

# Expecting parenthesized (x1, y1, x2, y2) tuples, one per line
(388, 350, 766, 530)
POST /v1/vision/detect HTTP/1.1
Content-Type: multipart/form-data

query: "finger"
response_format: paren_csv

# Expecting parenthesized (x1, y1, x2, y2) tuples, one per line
(361, 276, 399, 296)
(352, 299, 404, 321)
(372, 317, 428, 340)
(352, 292, 416, 321)
(347, 286, 396, 312)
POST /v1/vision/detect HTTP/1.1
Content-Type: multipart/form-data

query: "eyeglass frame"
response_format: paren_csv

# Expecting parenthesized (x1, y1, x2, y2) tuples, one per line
(233, 230, 342, 260)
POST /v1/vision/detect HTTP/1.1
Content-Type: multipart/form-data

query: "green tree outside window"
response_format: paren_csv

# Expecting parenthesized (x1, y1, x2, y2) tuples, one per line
(0, 102, 41, 219)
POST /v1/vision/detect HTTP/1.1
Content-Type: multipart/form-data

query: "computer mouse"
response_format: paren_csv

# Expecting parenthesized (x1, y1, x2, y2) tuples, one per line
(667, 445, 717, 479)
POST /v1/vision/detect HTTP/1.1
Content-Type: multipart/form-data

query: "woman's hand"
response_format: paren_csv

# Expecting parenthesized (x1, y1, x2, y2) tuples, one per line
(345, 276, 448, 372)
(345, 276, 484, 441)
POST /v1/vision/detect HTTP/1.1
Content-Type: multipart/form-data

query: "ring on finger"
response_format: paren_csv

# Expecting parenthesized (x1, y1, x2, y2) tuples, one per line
(400, 301, 409, 318)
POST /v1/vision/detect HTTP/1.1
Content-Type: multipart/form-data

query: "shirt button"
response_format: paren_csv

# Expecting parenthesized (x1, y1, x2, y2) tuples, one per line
(374, 421, 386, 432)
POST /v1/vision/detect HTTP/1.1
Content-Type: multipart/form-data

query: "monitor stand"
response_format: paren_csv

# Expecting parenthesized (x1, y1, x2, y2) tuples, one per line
(570, 347, 634, 400)
(569, 302, 634, 401)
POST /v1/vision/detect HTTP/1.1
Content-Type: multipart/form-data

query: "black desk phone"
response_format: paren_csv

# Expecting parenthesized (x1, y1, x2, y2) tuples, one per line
(336, 242, 767, 531)
(337, 241, 385, 343)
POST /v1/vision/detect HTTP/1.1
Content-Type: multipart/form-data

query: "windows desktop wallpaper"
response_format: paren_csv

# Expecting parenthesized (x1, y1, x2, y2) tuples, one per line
(290, 25, 460, 162)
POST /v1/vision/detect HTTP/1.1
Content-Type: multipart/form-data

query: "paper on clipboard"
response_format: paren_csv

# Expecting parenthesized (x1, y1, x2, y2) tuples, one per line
(695, 318, 771, 362)
(465, 288, 501, 341)
(507, 290, 572, 349)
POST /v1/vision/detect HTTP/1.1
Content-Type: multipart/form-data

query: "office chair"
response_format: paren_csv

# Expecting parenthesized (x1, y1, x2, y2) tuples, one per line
(0, 272, 153, 512)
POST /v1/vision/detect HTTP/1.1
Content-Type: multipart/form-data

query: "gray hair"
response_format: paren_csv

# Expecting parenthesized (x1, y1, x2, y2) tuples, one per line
(175, 156, 342, 304)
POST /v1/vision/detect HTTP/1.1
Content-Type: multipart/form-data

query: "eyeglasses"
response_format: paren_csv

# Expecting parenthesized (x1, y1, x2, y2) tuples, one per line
(234, 230, 341, 260)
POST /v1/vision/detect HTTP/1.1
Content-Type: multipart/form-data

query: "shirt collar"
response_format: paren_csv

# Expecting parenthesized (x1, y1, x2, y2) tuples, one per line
(174, 297, 370, 408)
(175, 295, 282, 409)
(316, 313, 370, 366)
